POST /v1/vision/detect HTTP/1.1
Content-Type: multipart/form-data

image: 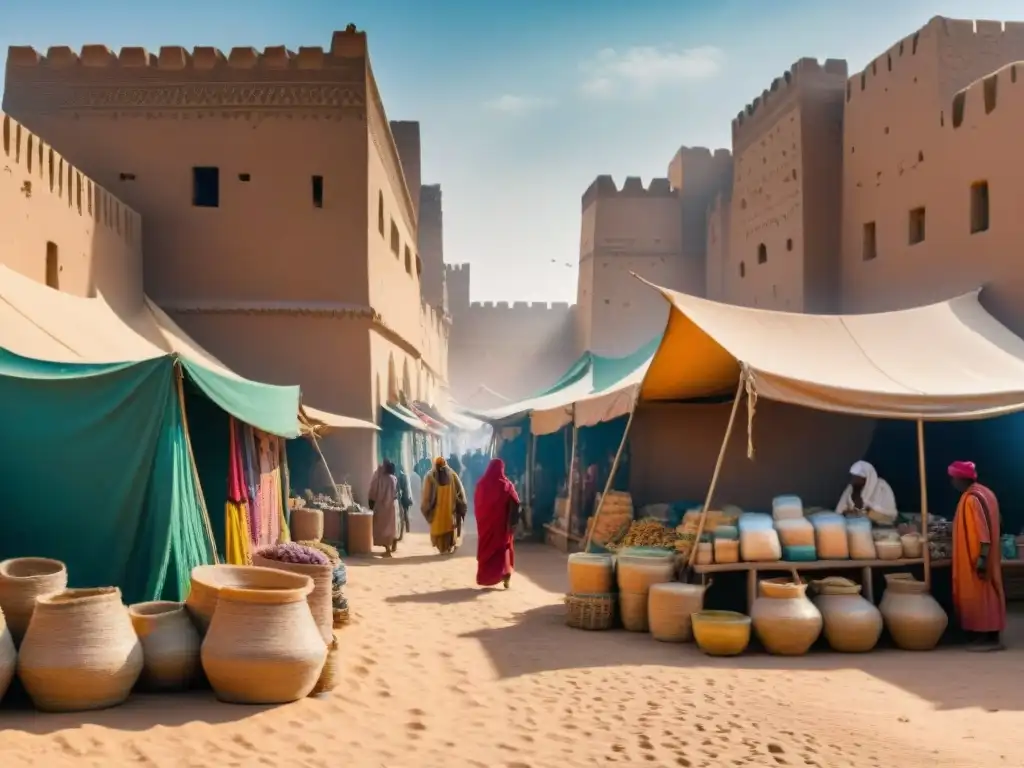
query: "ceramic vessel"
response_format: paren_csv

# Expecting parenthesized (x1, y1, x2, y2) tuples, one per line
(647, 582, 706, 643)
(252, 555, 333, 645)
(879, 574, 947, 651)
(129, 601, 201, 691)
(691, 611, 751, 656)
(18, 587, 143, 712)
(290, 507, 325, 542)
(201, 571, 327, 704)
(0, 557, 68, 644)
(347, 510, 374, 556)
(186, 564, 302, 637)
(0, 607, 15, 703)
(750, 578, 823, 656)
(811, 579, 882, 653)
(567, 553, 614, 594)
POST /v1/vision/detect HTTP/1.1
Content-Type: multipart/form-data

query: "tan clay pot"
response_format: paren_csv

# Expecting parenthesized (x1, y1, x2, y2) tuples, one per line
(811, 579, 882, 653)
(647, 582, 707, 643)
(252, 554, 333, 645)
(0, 606, 15, 703)
(0, 557, 68, 644)
(567, 553, 614, 595)
(186, 564, 304, 637)
(129, 601, 201, 691)
(879, 574, 948, 651)
(200, 571, 327, 704)
(619, 591, 649, 632)
(290, 507, 325, 542)
(750, 578, 822, 656)
(18, 587, 143, 712)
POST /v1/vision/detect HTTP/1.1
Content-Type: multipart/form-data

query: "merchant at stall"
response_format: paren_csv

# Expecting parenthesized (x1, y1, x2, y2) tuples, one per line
(834, 460, 897, 526)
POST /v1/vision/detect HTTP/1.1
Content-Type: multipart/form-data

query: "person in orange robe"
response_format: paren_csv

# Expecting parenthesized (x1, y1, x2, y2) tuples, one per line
(948, 460, 1006, 651)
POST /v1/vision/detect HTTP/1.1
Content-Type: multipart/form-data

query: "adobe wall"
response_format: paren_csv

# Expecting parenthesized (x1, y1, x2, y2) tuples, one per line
(668, 146, 732, 294)
(705, 192, 730, 301)
(444, 262, 469, 316)
(389, 120, 421, 221)
(420, 184, 446, 311)
(840, 17, 1024, 330)
(0, 111, 143, 314)
(723, 57, 847, 312)
(578, 176, 687, 356)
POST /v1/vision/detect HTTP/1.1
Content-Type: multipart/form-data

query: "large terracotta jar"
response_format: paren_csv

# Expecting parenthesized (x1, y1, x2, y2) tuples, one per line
(616, 549, 675, 632)
(18, 587, 143, 712)
(750, 578, 823, 656)
(879, 574, 948, 651)
(201, 569, 327, 704)
(811, 577, 883, 653)
(0, 607, 15, 703)
(129, 601, 201, 691)
(186, 564, 302, 637)
(0, 557, 68, 645)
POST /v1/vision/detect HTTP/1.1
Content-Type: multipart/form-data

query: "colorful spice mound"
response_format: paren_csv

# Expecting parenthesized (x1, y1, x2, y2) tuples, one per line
(298, 540, 341, 566)
(615, 518, 681, 550)
(257, 542, 330, 566)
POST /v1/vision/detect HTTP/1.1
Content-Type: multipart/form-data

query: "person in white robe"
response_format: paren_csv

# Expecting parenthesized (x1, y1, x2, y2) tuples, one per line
(835, 460, 898, 526)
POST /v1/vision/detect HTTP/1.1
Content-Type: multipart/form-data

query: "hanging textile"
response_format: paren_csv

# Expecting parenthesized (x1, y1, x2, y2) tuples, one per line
(225, 417, 253, 565)
(279, 436, 293, 535)
(240, 421, 261, 546)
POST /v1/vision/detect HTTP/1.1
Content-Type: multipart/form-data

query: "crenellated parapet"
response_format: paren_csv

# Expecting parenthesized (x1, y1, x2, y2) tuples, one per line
(581, 175, 674, 212)
(951, 60, 1024, 129)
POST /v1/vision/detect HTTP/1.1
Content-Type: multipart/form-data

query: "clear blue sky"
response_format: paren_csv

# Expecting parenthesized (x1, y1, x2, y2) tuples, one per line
(1, 0, 1019, 302)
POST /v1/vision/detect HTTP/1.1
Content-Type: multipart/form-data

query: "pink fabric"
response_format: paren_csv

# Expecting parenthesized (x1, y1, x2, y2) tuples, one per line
(228, 418, 245, 503)
(948, 460, 978, 481)
(474, 459, 519, 587)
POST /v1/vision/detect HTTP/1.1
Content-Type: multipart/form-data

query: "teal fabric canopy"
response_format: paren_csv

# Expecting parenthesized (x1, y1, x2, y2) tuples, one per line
(0, 350, 301, 604)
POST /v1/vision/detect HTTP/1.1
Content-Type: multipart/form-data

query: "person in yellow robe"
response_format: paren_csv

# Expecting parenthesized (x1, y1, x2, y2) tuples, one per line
(421, 456, 468, 554)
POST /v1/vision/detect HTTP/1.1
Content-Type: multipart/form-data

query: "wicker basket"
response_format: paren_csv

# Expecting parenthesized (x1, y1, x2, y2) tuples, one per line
(0, 557, 68, 644)
(291, 507, 325, 542)
(309, 636, 340, 695)
(129, 601, 201, 692)
(186, 564, 310, 637)
(252, 554, 333, 645)
(18, 587, 143, 712)
(565, 593, 615, 630)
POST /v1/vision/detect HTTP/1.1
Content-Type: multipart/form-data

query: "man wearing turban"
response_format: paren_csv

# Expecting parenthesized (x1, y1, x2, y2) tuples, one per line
(948, 460, 1006, 651)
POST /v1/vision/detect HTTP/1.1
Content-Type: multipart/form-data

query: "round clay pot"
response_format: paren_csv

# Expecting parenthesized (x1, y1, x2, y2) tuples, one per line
(750, 578, 823, 656)
(200, 570, 327, 704)
(290, 507, 325, 542)
(0, 557, 68, 645)
(0, 607, 15, 703)
(647, 582, 707, 643)
(252, 554, 333, 645)
(18, 587, 143, 712)
(879, 574, 948, 651)
(186, 564, 307, 637)
(129, 601, 201, 691)
(811, 579, 882, 653)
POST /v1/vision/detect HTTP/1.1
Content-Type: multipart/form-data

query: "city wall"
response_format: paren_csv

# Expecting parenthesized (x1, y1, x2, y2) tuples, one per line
(421, 185, 446, 310)
(0, 110, 142, 313)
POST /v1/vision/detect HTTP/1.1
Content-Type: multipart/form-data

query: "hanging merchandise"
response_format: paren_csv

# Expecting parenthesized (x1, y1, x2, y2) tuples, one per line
(225, 418, 253, 566)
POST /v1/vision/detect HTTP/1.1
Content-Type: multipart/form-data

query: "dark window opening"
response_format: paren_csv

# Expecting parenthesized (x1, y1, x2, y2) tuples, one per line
(45, 241, 59, 289)
(757, 243, 767, 264)
(404, 245, 413, 275)
(312, 175, 324, 208)
(786, 238, 793, 252)
(970, 181, 989, 234)
(192, 167, 219, 208)
(378, 192, 385, 236)
(863, 222, 877, 261)
(390, 220, 400, 255)
(238, 173, 251, 182)
(908, 207, 926, 245)
(739, 261, 746, 278)
(119, 173, 136, 182)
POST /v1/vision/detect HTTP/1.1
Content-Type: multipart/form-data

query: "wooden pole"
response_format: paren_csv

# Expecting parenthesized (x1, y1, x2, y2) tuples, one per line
(525, 432, 537, 535)
(310, 432, 343, 503)
(917, 419, 932, 588)
(583, 390, 640, 552)
(685, 375, 747, 571)
(566, 407, 579, 537)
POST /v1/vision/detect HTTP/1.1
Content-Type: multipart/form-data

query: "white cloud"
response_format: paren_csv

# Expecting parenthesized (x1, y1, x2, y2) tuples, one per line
(579, 45, 725, 98)
(483, 94, 554, 115)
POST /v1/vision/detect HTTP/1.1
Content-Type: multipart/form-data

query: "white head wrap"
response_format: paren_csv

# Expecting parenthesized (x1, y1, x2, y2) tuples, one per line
(849, 460, 872, 479)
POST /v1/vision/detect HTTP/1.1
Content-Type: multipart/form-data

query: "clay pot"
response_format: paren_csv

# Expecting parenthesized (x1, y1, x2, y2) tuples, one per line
(879, 574, 948, 651)
(750, 578, 822, 656)
(290, 507, 325, 542)
(200, 570, 327, 704)
(129, 601, 201, 691)
(811, 578, 882, 653)
(18, 587, 143, 712)
(347, 510, 374, 555)
(186, 564, 305, 637)
(0, 607, 15, 703)
(647, 582, 707, 643)
(252, 555, 333, 647)
(567, 553, 614, 594)
(0, 557, 68, 645)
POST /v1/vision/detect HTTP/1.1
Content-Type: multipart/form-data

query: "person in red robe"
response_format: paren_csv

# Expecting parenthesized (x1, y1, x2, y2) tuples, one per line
(948, 460, 1006, 651)
(474, 458, 520, 589)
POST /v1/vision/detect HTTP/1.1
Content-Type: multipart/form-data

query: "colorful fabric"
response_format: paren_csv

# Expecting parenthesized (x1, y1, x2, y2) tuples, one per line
(948, 460, 979, 481)
(423, 464, 467, 553)
(368, 465, 398, 546)
(952, 482, 1006, 633)
(474, 459, 519, 586)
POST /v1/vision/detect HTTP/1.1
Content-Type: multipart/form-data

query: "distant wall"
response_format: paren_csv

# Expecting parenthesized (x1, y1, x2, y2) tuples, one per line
(389, 120, 421, 221)
(0, 111, 142, 312)
(705, 192, 730, 301)
(421, 185, 446, 310)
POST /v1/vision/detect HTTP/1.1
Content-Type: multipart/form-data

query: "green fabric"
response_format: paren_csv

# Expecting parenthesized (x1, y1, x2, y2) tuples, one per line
(182, 359, 301, 439)
(535, 352, 592, 397)
(591, 334, 662, 392)
(0, 351, 211, 604)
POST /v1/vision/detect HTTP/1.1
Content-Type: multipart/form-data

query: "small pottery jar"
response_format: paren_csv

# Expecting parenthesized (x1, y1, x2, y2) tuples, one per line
(129, 601, 201, 691)
(750, 578, 822, 656)
(647, 582, 707, 643)
(290, 507, 325, 542)
(201, 571, 327, 704)
(0, 557, 68, 645)
(811, 578, 882, 653)
(0, 607, 15, 703)
(879, 574, 948, 651)
(18, 587, 143, 712)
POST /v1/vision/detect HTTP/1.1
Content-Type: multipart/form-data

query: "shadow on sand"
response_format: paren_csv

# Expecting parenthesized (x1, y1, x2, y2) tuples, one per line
(386, 587, 485, 605)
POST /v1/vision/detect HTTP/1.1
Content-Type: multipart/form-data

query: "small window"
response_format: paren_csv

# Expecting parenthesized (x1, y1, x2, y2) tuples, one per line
(739, 261, 746, 278)
(377, 192, 385, 236)
(757, 243, 767, 264)
(908, 207, 926, 245)
(404, 245, 413, 275)
(970, 181, 989, 234)
(390, 220, 400, 255)
(786, 238, 793, 252)
(238, 173, 251, 182)
(862, 222, 877, 261)
(312, 175, 324, 208)
(119, 172, 136, 182)
(192, 167, 219, 208)
(45, 241, 59, 289)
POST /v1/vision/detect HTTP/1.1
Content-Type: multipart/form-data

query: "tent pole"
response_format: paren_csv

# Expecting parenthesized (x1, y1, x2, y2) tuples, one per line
(917, 419, 932, 589)
(685, 374, 746, 572)
(526, 432, 537, 534)
(565, 406, 579, 540)
(309, 431, 343, 503)
(174, 362, 221, 565)
(584, 390, 639, 553)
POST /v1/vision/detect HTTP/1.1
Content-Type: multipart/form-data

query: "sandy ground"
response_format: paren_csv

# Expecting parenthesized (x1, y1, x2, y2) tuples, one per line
(3, 519, 1024, 768)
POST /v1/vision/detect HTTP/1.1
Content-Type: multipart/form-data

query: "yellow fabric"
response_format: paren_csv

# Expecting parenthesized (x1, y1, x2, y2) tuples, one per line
(637, 276, 1024, 419)
(225, 501, 252, 565)
(429, 479, 456, 538)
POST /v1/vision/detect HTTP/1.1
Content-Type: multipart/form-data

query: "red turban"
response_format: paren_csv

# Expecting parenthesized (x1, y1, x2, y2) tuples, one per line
(947, 460, 978, 481)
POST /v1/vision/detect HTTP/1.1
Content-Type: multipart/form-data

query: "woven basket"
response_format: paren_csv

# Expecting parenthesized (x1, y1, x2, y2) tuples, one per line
(252, 555, 333, 645)
(18, 587, 143, 712)
(291, 507, 325, 542)
(201, 574, 327, 704)
(310, 636, 340, 695)
(129, 601, 201, 692)
(186, 564, 306, 637)
(0, 557, 68, 644)
(347, 510, 374, 555)
(333, 607, 350, 628)
(0, 606, 15, 703)
(565, 593, 615, 630)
